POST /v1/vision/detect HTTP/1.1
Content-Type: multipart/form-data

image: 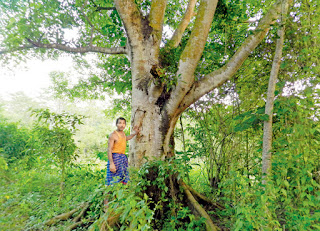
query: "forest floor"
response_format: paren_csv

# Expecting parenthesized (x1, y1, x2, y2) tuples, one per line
(0, 160, 221, 230)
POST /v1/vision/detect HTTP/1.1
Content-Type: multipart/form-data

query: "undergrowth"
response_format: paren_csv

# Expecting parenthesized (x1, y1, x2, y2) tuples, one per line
(0, 159, 104, 230)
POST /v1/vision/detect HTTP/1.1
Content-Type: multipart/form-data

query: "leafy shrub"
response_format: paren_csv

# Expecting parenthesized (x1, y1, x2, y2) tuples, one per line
(0, 119, 30, 162)
(0, 160, 104, 230)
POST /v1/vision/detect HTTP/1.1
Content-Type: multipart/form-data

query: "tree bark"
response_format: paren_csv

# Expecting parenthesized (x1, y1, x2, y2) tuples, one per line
(262, 0, 289, 181)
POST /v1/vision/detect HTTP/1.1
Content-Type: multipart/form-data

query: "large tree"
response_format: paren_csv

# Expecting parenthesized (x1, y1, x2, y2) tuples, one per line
(0, 0, 290, 168)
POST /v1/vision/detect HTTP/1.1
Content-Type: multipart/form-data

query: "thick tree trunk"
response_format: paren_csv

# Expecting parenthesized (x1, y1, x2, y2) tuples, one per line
(129, 101, 163, 167)
(129, 80, 178, 167)
(113, 0, 177, 167)
(125, 38, 177, 167)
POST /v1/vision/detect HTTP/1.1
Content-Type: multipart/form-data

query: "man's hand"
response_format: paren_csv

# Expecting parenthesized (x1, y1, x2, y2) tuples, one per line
(133, 125, 141, 134)
(126, 126, 141, 141)
(110, 163, 117, 173)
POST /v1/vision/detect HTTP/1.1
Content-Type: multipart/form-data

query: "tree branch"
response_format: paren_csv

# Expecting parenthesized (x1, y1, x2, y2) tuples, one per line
(25, 39, 127, 54)
(149, 0, 167, 32)
(114, 0, 143, 48)
(0, 45, 35, 55)
(167, 0, 197, 48)
(179, 0, 291, 113)
(149, 0, 167, 52)
(45, 206, 82, 226)
(78, 1, 97, 45)
(89, 0, 116, 12)
(166, 0, 218, 117)
(149, 0, 167, 35)
(79, 1, 97, 31)
(95, 6, 116, 11)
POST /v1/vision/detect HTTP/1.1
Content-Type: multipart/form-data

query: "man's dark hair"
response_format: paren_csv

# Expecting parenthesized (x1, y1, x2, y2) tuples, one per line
(116, 117, 126, 125)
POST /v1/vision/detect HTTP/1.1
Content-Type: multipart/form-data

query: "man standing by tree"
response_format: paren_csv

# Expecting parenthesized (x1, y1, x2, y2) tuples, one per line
(106, 117, 140, 186)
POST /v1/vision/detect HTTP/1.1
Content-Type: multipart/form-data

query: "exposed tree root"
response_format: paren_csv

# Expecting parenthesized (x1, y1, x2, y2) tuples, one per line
(107, 213, 121, 227)
(180, 180, 220, 231)
(90, 207, 121, 231)
(184, 182, 225, 210)
(73, 202, 90, 222)
(67, 220, 84, 230)
(169, 174, 178, 216)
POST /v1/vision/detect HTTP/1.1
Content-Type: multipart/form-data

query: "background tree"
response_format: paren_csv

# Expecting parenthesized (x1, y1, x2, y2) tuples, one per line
(32, 108, 84, 204)
(262, 0, 289, 182)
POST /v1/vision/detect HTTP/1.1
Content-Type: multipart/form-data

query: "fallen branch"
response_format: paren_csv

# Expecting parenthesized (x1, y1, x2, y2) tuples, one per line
(45, 203, 86, 226)
(180, 180, 219, 231)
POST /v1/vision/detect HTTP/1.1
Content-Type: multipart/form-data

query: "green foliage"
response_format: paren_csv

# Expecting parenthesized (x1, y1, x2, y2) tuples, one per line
(219, 158, 320, 230)
(102, 184, 155, 231)
(50, 55, 132, 101)
(163, 207, 206, 231)
(0, 119, 30, 162)
(181, 62, 320, 228)
(1, 1, 320, 229)
(31, 108, 83, 171)
(31, 108, 85, 202)
(159, 45, 183, 91)
(233, 107, 268, 132)
(0, 160, 105, 230)
(210, 91, 320, 229)
(283, 0, 320, 79)
(0, 150, 8, 170)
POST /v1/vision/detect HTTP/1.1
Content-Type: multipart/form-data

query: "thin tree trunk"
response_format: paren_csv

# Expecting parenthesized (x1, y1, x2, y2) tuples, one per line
(179, 114, 190, 183)
(58, 160, 66, 206)
(180, 115, 186, 156)
(262, 0, 289, 182)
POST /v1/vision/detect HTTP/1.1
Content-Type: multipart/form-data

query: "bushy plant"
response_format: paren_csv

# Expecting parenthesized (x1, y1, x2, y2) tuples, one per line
(32, 108, 84, 203)
(0, 119, 30, 162)
(0, 160, 104, 230)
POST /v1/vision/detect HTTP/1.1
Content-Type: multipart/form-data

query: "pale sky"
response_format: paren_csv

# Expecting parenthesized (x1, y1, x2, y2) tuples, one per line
(0, 56, 74, 99)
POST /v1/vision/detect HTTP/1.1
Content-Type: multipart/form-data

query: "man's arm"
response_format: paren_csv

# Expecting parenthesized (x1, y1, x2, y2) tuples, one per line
(126, 126, 141, 141)
(108, 133, 117, 173)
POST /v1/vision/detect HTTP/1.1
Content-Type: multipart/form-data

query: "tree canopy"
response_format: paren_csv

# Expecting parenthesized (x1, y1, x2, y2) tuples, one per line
(1, 0, 319, 166)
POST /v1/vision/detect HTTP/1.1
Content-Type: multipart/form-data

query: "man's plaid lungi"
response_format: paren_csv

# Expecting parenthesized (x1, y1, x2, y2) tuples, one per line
(106, 153, 129, 186)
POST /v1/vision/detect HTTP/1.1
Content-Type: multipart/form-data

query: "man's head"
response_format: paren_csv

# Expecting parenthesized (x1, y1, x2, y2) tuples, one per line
(116, 117, 126, 131)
